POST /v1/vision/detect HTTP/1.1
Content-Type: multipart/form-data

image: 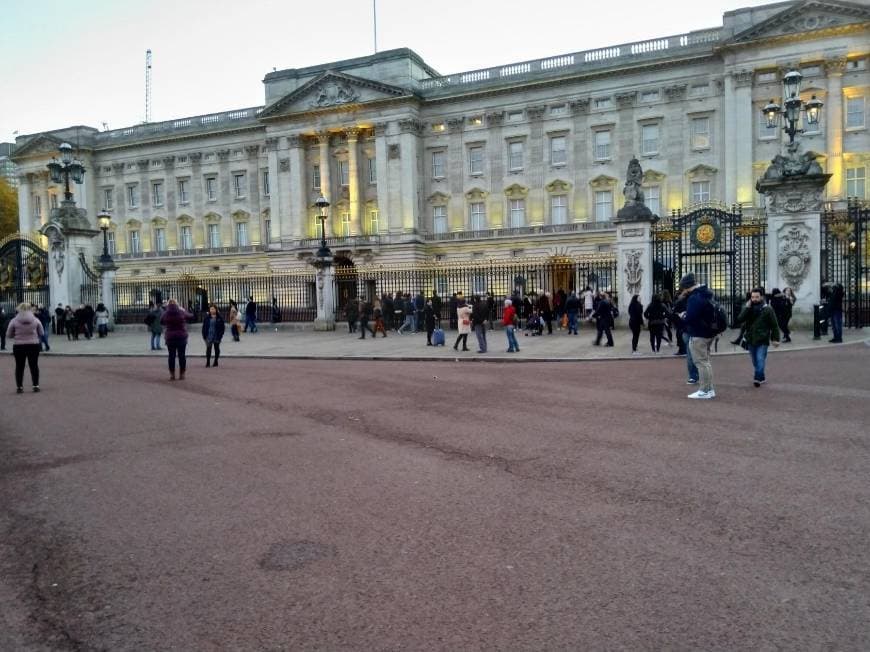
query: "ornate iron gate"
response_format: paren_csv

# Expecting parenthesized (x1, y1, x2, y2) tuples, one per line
(821, 199, 870, 328)
(0, 234, 50, 310)
(652, 205, 767, 324)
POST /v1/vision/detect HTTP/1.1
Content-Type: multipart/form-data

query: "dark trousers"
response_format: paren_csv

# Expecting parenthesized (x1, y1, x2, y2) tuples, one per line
(231, 324, 240, 341)
(453, 333, 469, 350)
(0, 330, 5, 350)
(167, 339, 187, 373)
(205, 340, 221, 365)
(56, 318, 65, 335)
(649, 324, 664, 352)
(358, 319, 375, 338)
(13, 344, 40, 388)
(595, 323, 614, 346)
(630, 324, 641, 352)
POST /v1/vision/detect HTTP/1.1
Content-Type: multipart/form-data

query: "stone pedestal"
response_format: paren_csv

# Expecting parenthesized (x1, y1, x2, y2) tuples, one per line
(312, 257, 336, 331)
(96, 262, 119, 327)
(615, 210, 657, 318)
(40, 201, 100, 311)
(757, 173, 831, 316)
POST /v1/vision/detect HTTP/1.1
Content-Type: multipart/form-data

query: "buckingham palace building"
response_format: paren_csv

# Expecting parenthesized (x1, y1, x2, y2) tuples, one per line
(11, 0, 870, 279)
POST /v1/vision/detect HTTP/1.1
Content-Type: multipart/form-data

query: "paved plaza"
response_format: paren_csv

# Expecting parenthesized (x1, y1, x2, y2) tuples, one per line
(1, 343, 869, 649)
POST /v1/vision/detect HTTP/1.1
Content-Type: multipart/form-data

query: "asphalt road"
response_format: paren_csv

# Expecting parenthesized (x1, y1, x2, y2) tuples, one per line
(1, 345, 869, 651)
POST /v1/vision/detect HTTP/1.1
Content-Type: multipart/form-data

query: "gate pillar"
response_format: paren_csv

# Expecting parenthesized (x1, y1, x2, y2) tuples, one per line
(40, 201, 99, 312)
(311, 257, 336, 331)
(615, 158, 657, 318)
(96, 261, 119, 327)
(757, 172, 831, 317)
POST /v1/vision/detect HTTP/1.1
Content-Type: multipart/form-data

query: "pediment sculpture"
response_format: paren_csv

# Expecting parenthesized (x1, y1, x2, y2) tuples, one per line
(311, 81, 359, 108)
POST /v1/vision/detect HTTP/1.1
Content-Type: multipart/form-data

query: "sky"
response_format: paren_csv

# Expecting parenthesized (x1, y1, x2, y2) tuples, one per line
(0, 0, 779, 143)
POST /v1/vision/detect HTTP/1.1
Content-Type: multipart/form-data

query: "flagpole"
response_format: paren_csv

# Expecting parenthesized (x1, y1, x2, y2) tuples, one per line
(373, 0, 378, 53)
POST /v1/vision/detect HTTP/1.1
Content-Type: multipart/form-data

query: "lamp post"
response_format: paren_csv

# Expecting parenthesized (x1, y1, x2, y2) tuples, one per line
(47, 142, 86, 201)
(97, 210, 113, 264)
(315, 194, 331, 259)
(762, 69, 824, 149)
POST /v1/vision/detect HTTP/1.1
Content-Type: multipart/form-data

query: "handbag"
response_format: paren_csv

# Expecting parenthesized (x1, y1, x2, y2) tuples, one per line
(739, 337, 749, 350)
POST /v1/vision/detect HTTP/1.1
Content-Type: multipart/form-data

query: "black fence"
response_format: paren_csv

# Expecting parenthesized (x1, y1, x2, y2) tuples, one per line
(0, 235, 50, 312)
(111, 272, 317, 324)
(79, 253, 102, 310)
(652, 205, 767, 325)
(333, 256, 618, 323)
(821, 199, 870, 328)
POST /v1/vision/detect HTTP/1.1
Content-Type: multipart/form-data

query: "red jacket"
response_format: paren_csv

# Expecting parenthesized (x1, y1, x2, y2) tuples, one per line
(502, 305, 516, 326)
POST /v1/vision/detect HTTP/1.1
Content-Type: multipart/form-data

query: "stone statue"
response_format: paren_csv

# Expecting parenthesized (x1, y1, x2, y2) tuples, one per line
(616, 157, 654, 222)
(49, 230, 65, 277)
(624, 249, 643, 296)
(778, 225, 811, 292)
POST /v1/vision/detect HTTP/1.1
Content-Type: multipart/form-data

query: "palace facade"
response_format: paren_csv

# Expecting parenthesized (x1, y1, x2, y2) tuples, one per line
(11, 0, 870, 278)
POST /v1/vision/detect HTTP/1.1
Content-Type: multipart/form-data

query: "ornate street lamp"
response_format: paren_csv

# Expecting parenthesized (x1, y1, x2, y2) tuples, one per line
(97, 210, 113, 264)
(315, 195, 331, 259)
(46, 142, 86, 201)
(761, 69, 824, 147)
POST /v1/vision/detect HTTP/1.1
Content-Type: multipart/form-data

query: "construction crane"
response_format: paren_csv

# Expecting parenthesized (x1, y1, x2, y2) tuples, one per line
(144, 49, 152, 124)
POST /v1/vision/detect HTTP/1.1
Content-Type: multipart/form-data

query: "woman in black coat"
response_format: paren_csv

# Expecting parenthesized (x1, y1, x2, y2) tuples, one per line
(643, 294, 668, 353)
(201, 304, 226, 368)
(628, 295, 644, 354)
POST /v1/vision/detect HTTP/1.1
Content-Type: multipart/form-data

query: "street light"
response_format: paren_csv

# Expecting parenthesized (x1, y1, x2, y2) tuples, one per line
(97, 210, 113, 264)
(46, 142, 86, 201)
(761, 69, 824, 147)
(314, 195, 331, 259)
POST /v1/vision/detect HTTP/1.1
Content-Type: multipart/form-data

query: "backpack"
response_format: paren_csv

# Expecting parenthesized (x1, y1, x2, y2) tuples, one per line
(611, 304, 619, 320)
(144, 313, 155, 326)
(708, 300, 728, 335)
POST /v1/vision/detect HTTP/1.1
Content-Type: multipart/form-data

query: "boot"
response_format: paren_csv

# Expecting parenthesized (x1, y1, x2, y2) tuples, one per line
(213, 359, 218, 367)
(169, 372, 175, 381)
(179, 370, 185, 380)
(206, 360, 211, 367)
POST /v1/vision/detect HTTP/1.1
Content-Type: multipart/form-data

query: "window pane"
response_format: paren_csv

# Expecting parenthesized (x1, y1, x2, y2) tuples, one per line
(233, 173, 246, 197)
(644, 185, 661, 215)
(509, 142, 523, 170)
(152, 182, 163, 206)
(368, 158, 377, 184)
(691, 181, 711, 203)
(594, 190, 613, 221)
(338, 161, 349, 186)
(594, 131, 611, 160)
(470, 202, 486, 230)
(846, 167, 866, 198)
(433, 206, 447, 234)
(155, 228, 166, 251)
(469, 147, 484, 175)
(340, 212, 350, 236)
(263, 171, 270, 196)
(208, 224, 221, 248)
(368, 210, 379, 234)
(641, 124, 659, 155)
(691, 118, 710, 149)
(312, 165, 321, 189)
(432, 151, 445, 178)
(181, 225, 193, 250)
(846, 97, 865, 128)
(236, 222, 248, 246)
(509, 199, 525, 228)
(206, 178, 216, 200)
(551, 136, 566, 165)
(551, 195, 567, 224)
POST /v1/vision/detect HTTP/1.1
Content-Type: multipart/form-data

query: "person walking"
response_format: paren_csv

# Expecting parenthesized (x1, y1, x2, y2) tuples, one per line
(592, 292, 615, 347)
(0, 306, 8, 351)
(828, 282, 844, 343)
(228, 300, 242, 342)
(414, 291, 425, 333)
(423, 299, 437, 346)
(160, 298, 193, 381)
(244, 296, 258, 333)
(564, 291, 580, 335)
(582, 286, 595, 321)
(373, 300, 388, 338)
(94, 303, 110, 338)
(357, 299, 376, 339)
(82, 303, 95, 339)
(453, 298, 472, 351)
(680, 273, 717, 399)
(65, 305, 78, 341)
(769, 288, 793, 344)
(431, 291, 443, 327)
(397, 294, 414, 335)
(539, 292, 554, 335)
(736, 287, 781, 387)
(660, 290, 674, 346)
(643, 294, 668, 353)
(271, 297, 280, 324)
(54, 303, 66, 335)
(35, 305, 51, 352)
(503, 299, 520, 352)
(146, 301, 163, 350)
(628, 294, 643, 354)
(471, 295, 488, 353)
(201, 303, 225, 368)
(6, 303, 44, 393)
(346, 299, 359, 334)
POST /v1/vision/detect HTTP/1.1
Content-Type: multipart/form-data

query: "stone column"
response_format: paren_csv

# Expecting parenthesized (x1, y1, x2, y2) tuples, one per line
(373, 123, 392, 233)
(97, 262, 119, 327)
(346, 127, 361, 235)
(723, 73, 738, 204)
(825, 58, 846, 199)
(397, 119, 423, 232)
(264, 137, 281, 246)
(317, 132, 332, 204)
(734, 72, 754, 205)
(17, 174, 32, 233)
(312, 258, 336, 331)
(757, 172, 832, 317)
(484, 111, 504, 230)
(526, 106, 547, 225)
(287, 135, 307, 241)
(614, 212, 657, 317)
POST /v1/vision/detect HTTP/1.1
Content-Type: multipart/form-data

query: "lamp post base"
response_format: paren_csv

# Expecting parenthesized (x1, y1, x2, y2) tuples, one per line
(313, 317, 336, 332)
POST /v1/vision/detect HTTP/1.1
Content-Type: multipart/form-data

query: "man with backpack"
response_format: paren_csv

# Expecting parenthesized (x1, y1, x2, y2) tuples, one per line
(680, 273, 725, 400)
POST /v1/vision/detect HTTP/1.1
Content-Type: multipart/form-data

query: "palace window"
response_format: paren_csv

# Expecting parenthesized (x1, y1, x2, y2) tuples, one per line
(207, 223, 221, 248)
(594, 190, 613, 221)
(154, 227, 166, 252)
(470, 202, 486, 231)
(508, 141, 524, 171)
(32, 195, 40, 218)
(644, 185, 661, 215)
(509, 199, 525, 228)
(758, 106, 777, 140)
(846, 167, 866, 198)
(180, 225, 193, 250)
(152, 181, 163, 207)
(594, 97, 612, 109)
(691, 180, 711, 203)
(129, 230, 141, 253)
(368, 209, 379, 234)
(469, 146, 484, 175)
(368, 158, 377, 184)
(433, 206, 448, 234)
(103, 188, 113, 210)
(551, 195, 567, 225)
(508, 111, 523, 122)
(641, 123, 659, 156)
(312, 164, 321, 189)
(594, 130, 611, 160)
(236, 221, 249, 247)
(640, 90, 659, 102)
(263, 218, 271, 242)
(205, 177, 217, 201)
(178, 179, 189, 204)
(233, 172, 246, 198)
(550, 136, 567, 166)
(338, 160, 349, 186)
(432, 151, 446, 178)
(550, 104, 567, 116)
(50, 194, 58, 210)
(262, 170, 270, 196)
(340, 212, 351, 236)
(846, 96, 865, 129)
(106, 231, 116, 256)
(691, 117, 711, 149)
(127, 185, 139, 208)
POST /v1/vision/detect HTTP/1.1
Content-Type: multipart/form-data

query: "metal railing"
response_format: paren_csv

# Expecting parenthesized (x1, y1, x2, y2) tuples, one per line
(95, 106, 265, 145)
(112, 244, 267, 260)
(427, 221, 615, 241)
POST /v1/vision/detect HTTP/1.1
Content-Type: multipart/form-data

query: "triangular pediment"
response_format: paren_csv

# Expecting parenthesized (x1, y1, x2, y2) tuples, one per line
(726, 0, 870, 45)
(11, 134, 65, 160)
(259, 70, 413, 118)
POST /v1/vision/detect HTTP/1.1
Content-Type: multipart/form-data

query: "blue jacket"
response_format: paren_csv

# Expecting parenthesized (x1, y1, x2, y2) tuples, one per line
(201, 315, 226, 342)
(685, 285, 715, 338)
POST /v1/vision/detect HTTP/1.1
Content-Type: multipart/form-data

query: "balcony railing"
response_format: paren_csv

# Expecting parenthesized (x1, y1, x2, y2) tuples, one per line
(427, 221, 615, 241)
(95, 106, 265, 145)
(297, 235, 383, 248)
(113, 244, 266, 260)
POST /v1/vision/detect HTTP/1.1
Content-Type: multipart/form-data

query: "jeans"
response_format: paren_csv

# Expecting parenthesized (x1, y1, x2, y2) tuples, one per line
(398, 315, 413, 334)
(244, 315, 257, 332)
(505, 325, 519, 352)
(830, 310, 843, 341)
(98, 324, 108, 337)
(683, 332, 698, 381)
(689, 336, 714, 392)
(474, 324, 487, 352)
(748, 343, 769, 382)
(13, 344, 40, 388)
(150, 332, 162, 350)
(166, 338, 187, 374)
(39, 329, 50, 351)
(567, 311, 578, 334)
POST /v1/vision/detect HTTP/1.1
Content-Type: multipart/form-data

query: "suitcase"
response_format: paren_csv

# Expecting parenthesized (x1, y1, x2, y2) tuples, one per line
(432, 328, 445, 346)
